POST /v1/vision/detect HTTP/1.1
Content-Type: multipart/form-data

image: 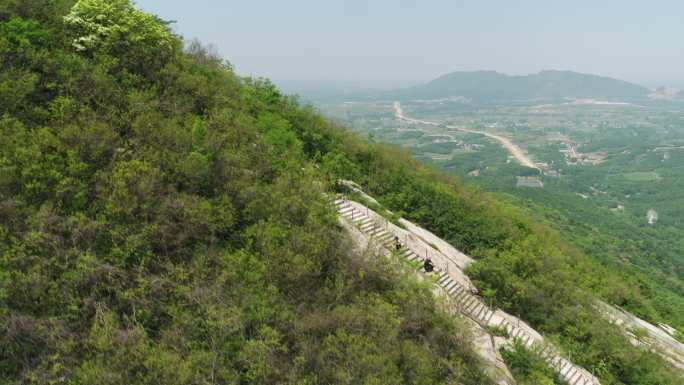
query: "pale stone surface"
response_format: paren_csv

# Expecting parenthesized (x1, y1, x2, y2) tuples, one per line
(338, 179, 380, 205)
(336, 194, 603, 385)
(467, 317, 517, 385)
(398, 217, 475, 271)
(338, 199, 515, 384)
(597, 301, 684, 372)
(342, 198, 476, 291)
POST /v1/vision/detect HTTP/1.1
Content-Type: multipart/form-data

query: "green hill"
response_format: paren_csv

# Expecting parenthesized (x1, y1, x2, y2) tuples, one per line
(0, 1, 682, 384)
(0, 1, 491, 383)
(392, 70, 650, 102)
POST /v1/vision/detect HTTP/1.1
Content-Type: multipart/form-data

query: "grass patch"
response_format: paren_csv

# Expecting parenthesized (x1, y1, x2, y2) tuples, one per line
(621, 171, 659, 182)
(486, 324, 509, 338)
(501, 341, 562, 385)
(628, 326, 649, 341)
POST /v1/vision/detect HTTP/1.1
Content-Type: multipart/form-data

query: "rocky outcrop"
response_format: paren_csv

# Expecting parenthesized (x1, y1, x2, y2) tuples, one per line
(597, 302, 684, 372)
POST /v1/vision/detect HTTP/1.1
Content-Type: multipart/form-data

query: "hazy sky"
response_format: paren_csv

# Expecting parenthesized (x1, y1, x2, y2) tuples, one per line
(137, 1, 684, 88)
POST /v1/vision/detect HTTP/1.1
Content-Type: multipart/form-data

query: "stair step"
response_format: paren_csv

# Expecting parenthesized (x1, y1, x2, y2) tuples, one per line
(370, 228, 385, 236)
(475, 305, 487, 319)
(471, 302, 484, 315)
(354, 217, 371, 225)
(517, 329, 526, 341)
(562, 366, 574, 379)
(337, 206, 363, 219)
(538, 346, 549, 357)
(454, 295, 468, 308)
(485, 310, 495, 324)
(509, 327, 518, 338)
(513, 329, 523, 339)
(565, 367, 577, 381)
(560, 361, 570, 374)
(569, 369, 582, 384)
(378, 233, 394, 241)
(525, 336, 535, 348)
(454, 289, 469, 302)
(360, 224, 375, 232)
(521, 334, 531, 346)
(365, 224, 379, 232)
(447, 284, 460, 295)
(466, 299, 479, 313)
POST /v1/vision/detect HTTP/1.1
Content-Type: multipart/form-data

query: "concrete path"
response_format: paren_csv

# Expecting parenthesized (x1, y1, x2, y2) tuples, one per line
(336, 196, 600, 385)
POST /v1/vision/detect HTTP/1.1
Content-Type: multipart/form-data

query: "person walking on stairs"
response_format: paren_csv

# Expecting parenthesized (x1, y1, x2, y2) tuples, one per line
(424, 257, 434, 273)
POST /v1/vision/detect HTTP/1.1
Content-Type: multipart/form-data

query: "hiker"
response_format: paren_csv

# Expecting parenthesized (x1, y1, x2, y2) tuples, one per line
(394, 236, 402, 251)
(424, 257, 434, 273)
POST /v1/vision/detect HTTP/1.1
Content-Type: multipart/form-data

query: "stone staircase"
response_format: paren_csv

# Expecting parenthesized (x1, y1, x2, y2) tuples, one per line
(335, 197, 600, 385)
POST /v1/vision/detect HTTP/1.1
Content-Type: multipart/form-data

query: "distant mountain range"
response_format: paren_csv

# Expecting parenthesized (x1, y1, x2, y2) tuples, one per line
(390, 70, 654, 102)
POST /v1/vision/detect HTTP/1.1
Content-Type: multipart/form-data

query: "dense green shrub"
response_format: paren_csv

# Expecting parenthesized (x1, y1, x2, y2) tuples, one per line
(0, 1, 493, 384)
(0, 1, 681, 384)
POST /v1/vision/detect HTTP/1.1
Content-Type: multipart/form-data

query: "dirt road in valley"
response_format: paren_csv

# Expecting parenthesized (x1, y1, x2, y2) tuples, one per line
(393, 102, 539, 170)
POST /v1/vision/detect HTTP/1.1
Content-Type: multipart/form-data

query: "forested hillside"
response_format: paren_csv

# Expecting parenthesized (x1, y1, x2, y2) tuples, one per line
(0, 1, 491, 383)
(1, 1, 682, 385)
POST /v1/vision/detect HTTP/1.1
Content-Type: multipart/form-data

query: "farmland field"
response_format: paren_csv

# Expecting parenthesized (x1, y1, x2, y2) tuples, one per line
(313, 96, 684, 333)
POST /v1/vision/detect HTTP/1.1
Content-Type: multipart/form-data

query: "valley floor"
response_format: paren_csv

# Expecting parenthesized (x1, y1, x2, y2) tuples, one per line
(393, 102, 539, 169)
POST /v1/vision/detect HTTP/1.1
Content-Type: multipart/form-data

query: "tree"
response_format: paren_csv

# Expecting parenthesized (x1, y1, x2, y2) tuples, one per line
(63, 0, 173, 76)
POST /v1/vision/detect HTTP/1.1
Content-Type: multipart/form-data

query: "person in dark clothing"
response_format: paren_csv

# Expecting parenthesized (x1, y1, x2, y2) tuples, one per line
(394, 236, 402, 251)
(424, 257, 434, 273)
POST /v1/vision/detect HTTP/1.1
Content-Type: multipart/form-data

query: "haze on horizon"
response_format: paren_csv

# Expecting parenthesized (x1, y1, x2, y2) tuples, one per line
(137, 0, 684, 89)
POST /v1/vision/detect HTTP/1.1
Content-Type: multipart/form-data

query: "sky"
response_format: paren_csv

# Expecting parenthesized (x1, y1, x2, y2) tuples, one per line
(136, 1, 684, 89)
